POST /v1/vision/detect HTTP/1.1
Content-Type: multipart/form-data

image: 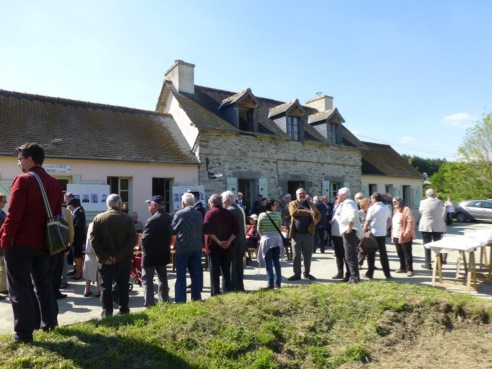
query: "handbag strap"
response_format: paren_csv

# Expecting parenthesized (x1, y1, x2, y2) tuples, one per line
(265, 212, 284, 238)
(29, 171, 54, 220)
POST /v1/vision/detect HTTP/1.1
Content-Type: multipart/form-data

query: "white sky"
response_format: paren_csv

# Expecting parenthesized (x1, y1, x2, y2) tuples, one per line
(1, 0, 491, 161)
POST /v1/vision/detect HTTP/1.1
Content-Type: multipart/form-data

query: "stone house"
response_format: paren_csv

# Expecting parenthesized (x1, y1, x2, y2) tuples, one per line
(0, 90, 199, 220)
(156, 60, 366, 206)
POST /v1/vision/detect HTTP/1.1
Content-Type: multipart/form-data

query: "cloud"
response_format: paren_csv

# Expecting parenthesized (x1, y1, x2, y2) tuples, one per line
(442, 112, 475, 128)
(398, 136, 414, 144)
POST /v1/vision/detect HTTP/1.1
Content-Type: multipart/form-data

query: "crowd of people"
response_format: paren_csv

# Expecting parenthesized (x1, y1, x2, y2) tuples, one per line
(0, 142, 452, 344)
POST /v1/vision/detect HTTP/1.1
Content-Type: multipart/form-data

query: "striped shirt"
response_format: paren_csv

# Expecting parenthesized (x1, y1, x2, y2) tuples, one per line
(258, 211, 282, 234)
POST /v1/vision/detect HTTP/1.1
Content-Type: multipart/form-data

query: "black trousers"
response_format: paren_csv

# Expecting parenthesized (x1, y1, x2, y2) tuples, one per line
(393, 237, 413, 272)
(99, 260, 131, 318)
(332, 235, 345, 274)
(366, 236, 391, 278)
(342, 230, 360, 283)
(314, 226, 326, 252)
(4, 245, 57, 341)
(209, 252, 232, 296)
(50, 251, 64, 293)
(422, 232, 443, 267)
(230, 244, 244, 292)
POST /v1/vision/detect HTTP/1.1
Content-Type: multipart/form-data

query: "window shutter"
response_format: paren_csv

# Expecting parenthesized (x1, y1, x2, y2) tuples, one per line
(412, 188, 422, 208)
(322, 181, 331, 198)
(258, 178, 268, 198)
(226, 177, 238, 193)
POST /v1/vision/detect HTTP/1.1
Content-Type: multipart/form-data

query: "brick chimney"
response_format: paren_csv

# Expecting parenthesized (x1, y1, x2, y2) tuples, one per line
(305, 95, 333, 112)
(164, 60, 195, 95)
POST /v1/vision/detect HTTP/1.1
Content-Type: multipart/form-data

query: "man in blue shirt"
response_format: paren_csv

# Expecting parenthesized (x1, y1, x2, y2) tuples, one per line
(170, 193, 203, 303)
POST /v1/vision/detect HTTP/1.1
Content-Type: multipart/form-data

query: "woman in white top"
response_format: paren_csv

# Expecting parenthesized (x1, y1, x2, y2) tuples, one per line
(82, 222, 101, 297)
(392, 198, 416, 277)
(444, 197, 455, 225)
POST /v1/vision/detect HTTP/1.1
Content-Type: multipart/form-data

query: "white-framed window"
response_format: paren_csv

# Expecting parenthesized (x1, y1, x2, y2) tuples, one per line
(107, 177, 131, 205)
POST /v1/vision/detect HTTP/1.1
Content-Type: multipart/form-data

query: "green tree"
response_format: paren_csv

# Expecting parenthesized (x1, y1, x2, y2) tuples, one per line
(430, 113, 492, 201)
(429, 161, 480, 201)
(457, 113, 492, 192)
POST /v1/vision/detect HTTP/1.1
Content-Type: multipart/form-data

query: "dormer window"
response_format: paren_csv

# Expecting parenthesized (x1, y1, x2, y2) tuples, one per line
(307, 107, 345, 145)
(327, 122, 338, 144)
(268, 99, 306, 142)
(238, 106, 254, 132)
(287, 116, 300, 141)
(218, 88, 259, 133)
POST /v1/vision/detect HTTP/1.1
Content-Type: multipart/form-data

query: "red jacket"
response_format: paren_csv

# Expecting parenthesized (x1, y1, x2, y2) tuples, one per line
(203, 205, 239, 255)
(0, 166, 62, 250)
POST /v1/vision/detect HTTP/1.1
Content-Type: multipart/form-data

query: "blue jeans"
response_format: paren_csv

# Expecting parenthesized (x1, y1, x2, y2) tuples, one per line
(264, 246, 281, 288)
(175, 250, 202, 303)
(209, 252, 232, 296)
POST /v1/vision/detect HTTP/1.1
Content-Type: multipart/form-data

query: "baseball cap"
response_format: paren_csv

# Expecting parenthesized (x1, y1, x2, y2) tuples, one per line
(145, 195, 165, 205)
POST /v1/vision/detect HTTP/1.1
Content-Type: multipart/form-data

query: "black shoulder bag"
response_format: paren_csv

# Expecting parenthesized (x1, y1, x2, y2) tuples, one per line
(29, 171, 69, 255)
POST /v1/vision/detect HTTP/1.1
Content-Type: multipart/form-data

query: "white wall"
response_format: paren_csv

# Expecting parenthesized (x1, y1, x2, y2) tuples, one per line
(0, 157, 198, 222)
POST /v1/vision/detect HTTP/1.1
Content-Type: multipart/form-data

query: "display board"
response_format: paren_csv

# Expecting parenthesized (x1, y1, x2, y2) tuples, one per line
(67, 184, 110, 212)
(172, 185, 205, 211)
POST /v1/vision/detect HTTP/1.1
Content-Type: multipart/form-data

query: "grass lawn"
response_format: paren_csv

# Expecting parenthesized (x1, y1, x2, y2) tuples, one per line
(0, 282, 491, 368)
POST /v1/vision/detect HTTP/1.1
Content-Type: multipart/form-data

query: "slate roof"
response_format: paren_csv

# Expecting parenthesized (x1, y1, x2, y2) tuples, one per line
(163, 82, 364, 147)
(0, 90, 198, 164)
(361, 141, 423, 179)
(308, 108, 345, 124)
(218, 88, 259, 109)
(268, 99, 303, 118)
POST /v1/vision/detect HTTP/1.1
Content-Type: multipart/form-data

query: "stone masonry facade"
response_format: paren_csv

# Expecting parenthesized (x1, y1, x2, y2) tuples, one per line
(197, 130, 361, 200)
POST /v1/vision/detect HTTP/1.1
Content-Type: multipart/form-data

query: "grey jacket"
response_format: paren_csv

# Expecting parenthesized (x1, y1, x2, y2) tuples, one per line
(418, 197, 446, 233)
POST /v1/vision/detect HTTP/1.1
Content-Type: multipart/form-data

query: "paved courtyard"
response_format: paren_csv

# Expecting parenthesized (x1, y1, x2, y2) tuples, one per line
(1, 222, 491, 335)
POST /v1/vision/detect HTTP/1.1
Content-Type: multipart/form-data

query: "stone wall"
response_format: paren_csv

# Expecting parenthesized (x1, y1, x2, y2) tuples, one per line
(197, 130, 362, 199)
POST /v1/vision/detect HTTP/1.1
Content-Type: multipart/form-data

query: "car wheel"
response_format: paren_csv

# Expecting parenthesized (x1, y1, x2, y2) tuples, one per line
(456, 212, 467, 222)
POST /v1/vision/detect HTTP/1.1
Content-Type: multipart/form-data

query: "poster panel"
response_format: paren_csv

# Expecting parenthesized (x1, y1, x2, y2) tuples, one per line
(172, 185, 205, 211)
(67, 184, 110, 212)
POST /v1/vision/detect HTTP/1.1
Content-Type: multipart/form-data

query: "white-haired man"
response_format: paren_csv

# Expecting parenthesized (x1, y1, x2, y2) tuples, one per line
(221, 190, 247, 292)
(91, 194, 137, 318)
(334, 187, 362, 283)
(418, 189, 446, 269)
(170, 192, 203, 303)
